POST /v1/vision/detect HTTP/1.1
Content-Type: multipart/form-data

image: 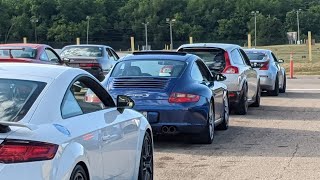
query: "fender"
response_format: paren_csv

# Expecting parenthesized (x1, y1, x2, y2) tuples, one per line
(132, 116, 153, 179)
(54, 142, 91, 180)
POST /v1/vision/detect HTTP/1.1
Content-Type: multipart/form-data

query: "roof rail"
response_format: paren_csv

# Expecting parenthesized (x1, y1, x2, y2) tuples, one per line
(132, 51, 187, 56)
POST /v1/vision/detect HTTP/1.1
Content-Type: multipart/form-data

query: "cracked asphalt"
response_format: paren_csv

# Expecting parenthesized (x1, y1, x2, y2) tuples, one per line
(154, 76, 320, 180)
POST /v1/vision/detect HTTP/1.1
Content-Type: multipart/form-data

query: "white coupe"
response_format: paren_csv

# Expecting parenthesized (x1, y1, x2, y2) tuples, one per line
(0, 63, 153, 180)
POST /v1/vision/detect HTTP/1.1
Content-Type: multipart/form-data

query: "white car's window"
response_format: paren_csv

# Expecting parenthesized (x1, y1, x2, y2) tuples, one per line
(230, 49, 245, 65)
(61, 90, 83, 118)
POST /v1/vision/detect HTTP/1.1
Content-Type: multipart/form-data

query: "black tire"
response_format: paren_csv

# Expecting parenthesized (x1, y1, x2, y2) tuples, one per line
(279, 74, 286, 93)
(268, 75, 279, 96)
(138, 131, 153, 180)
(236, 85, 248, 115)
(193, 101, 215, 144)
(250, 81, 261, 107)
(70, 165, 88, 180)
(216, 92, 229, 130)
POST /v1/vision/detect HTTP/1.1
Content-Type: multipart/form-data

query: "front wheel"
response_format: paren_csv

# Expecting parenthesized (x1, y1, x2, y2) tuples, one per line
(216, 92, 229, 130)
(70, 165, 88, 180)
(236, 86, 248, 115)
(138, 131, 153, 180)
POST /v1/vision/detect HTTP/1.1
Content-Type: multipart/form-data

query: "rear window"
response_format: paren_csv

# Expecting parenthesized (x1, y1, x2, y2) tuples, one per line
(0, 79, 46, 122)
(181, 49, 226, 73)
(245, 52, 268, 61)
(60, 46, 103, 57)
(111, 60, 186, 78)
(0, 48, 37, 59)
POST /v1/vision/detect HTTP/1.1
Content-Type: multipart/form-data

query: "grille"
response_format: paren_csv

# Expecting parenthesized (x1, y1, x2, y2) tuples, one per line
(112, 78, 169, 89)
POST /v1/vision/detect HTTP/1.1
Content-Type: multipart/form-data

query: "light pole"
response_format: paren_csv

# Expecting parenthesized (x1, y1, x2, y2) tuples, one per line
(86, 16, 90, 44)
(30, 17, 39, 43)
(296, 9, 302, 44)
(142, 22, 149, 50)
(166, 18, 176, 50)
(251, 11, 259, 47)
(5, 22, 15, 43)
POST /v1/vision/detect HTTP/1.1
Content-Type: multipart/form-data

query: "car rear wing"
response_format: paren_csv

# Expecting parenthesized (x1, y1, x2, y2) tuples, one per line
(0, 121, 37, 132)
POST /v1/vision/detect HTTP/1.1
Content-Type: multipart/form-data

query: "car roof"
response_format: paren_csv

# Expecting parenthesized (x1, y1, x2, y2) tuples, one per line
(244, 48, 272, 53)
(62, 44, 112, 49)
(178, 43, 241, 51)
(0, 43, 48, 49)
(0, 63, 71, 80)
(121, 51, 195, 62)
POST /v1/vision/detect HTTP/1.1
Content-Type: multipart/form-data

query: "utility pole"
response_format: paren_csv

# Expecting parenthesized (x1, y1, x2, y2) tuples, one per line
(251, 11, 259, 47)
(30, 17, 39, 43)
(86, 16, 90, 44)
(166, 18, 176, 50)
(296, 9, 302, 44)
(142, 22, 149, 50)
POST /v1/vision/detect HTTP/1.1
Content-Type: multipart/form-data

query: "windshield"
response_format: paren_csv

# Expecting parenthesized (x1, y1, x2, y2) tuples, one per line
(111, 60, 186, 78)
(0, 48, 37, 59)
(181, 49, 226, 73)
(245, 52, 268, 61)
(60, 46, 103, 57)
(0, 79, 46, 122)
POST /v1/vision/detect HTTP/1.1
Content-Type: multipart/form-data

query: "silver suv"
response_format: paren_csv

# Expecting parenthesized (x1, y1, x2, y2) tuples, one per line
(244, 49, 286, 96)
(177, 43, 260, 115)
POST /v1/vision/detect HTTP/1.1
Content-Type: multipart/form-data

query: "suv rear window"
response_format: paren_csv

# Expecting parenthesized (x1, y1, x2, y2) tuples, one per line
(60, 46, 103, 57)
(0, 79, 46, 122)
(245, 52, 268, 61)
(180, 49, 226, 73)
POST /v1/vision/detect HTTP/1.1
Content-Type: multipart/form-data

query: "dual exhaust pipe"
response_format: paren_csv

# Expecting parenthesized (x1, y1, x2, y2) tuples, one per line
(161, 126, 177, 134)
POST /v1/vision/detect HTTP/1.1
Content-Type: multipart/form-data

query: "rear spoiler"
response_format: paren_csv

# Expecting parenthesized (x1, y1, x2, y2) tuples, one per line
(0, 121, 37, 131)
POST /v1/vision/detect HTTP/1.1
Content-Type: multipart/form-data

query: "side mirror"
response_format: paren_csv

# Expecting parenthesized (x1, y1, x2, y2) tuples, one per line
(216, 74, 226, 81)
(278, 59, 284, 63)
(62, 57, 70, 64)
(117, 95, 135, 113)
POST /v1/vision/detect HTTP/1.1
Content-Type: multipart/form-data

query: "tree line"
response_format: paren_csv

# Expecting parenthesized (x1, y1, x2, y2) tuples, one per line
(0, 0, 319, 49)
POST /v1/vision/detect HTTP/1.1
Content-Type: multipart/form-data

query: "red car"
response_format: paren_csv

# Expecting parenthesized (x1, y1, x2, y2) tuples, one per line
(0, 43, 62, 64)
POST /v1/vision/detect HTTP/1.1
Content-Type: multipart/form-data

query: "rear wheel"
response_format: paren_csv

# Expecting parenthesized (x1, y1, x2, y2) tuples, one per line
(138, 131, 153, 180)
(193, 101, 214, 144)
(236, 85, 248, 115)
(251, 81, 261, 107)
(279, 74, 286, 93)
(70, 165, 88, 180)
(268, 76, 279, 96)
(216, 92, 229, 130)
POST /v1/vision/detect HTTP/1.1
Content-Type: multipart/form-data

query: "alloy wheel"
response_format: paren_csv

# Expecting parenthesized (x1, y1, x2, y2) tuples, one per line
(142, 133, 153, 180)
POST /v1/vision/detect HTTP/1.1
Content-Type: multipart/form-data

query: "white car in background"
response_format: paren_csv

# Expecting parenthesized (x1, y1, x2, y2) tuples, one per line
(0, 63, 153, 180)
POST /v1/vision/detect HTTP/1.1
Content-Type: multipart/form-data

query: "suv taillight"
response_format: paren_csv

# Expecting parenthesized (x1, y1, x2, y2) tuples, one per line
(259, 61, 270, 70)
(222, 51, 239, 74)
(0, 140, 58, 164)
(169, 93, 200, 103)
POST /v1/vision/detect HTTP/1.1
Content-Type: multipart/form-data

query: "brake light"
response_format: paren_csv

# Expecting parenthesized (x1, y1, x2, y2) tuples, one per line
(0, 140, 58, 164)
(259, 61, 270, 70)
(222, 51, 239, 74)
(169, 93, 200, 103)
(79, 63, 101, 68)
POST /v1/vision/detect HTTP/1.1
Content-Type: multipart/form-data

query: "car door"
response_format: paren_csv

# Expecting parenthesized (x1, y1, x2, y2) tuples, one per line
(195, 60, 223, 120)
(239, 49, 258, 101)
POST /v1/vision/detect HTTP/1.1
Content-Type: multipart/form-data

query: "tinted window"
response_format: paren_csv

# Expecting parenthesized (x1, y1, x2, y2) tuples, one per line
(181, 49, 226, 73)
(61, 46, 103, 57)
(0, 48, 37, 59)
(246, 52, 268, 61)
(230, 49, 244, 65)
(111, 60, 186, 77)
(191, 63, 204, 82)
(0, 79, 46, 122)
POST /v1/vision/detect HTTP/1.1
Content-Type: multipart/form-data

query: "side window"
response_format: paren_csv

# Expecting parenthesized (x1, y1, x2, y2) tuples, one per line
(110, 49, 119, 60)
(45, 48, 60, 62)
(197, 60, 213, 82)
(191, 62, 204, 82)
(40, 52, 49, 61)
(271, 53, 278, 62)
(230, 49, 245, 65)
(61, 77, 115, 119)
(239, 49, 252, 66)
(107, 49, 117, 61)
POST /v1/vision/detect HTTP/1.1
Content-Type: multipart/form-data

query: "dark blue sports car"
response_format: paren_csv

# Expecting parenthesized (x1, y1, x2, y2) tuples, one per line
(98, 51, 229, 144)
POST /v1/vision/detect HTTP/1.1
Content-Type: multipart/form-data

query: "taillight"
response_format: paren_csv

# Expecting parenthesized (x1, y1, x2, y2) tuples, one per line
(222, 51, 239, 74)
(169, 93, 200, 103)
(0, 140, 58, 164)
(79, 63, 101, 68)
(259, 61, 270, 70)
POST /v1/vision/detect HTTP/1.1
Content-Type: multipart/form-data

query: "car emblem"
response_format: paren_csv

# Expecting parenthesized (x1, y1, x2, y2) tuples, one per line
(126, 93, 150, 98)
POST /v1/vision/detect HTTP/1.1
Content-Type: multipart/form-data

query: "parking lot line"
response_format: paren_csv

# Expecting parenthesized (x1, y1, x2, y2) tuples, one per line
(287, 89, 320, 91)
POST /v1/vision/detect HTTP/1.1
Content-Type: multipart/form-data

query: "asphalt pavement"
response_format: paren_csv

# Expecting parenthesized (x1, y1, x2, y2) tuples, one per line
(154, 76, 320, 180)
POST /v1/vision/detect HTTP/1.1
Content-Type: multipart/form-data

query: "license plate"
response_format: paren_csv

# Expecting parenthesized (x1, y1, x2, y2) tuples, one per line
(141, 111, 148, 118)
